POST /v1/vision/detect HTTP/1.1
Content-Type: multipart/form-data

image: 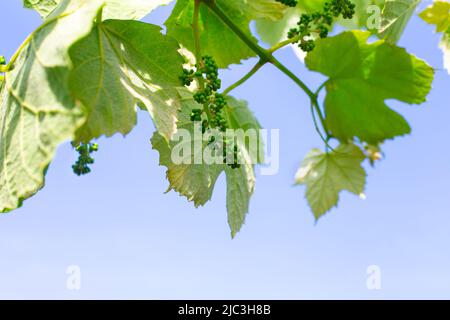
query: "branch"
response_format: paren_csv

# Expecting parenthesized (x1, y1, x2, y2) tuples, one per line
(201, 0, 330, 143)
(223, 60, 264, 95)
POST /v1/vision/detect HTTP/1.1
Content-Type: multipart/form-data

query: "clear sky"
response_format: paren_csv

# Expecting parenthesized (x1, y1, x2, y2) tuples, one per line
(1, 1, 450, 299)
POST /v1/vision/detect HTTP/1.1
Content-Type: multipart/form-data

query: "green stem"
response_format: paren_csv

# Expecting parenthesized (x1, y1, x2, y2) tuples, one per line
(269, 34, 302, 53)
(201, 0, 317, 100)
(193, 0, 214, 124)
(270, 57, 315, 100)
(223, 60, 264, 95)
(311, 100, 329, 138)
(310, 102, 328, 147)
(315, 80, 328, 96)
(200, 0, 331, 146)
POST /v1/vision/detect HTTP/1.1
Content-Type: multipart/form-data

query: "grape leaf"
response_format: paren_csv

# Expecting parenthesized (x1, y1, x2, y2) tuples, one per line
(23, 0, 60, 17)
(24, 0, 172, 20)
(68, 20, 184, 142)
(235, 0, 287, 21)
(0, 0, 103, 212)
(295, 144, 366, 220)
(255, 0, 327, 47)
(419, 1, 450, 33)
(151, 88, 262, 237)
(255, 7, 303, 46)
(419, 2, 450, 74)
(378, 0, 420, 43)
(305, 30, 434, 144)
(165, 0, 270, 68)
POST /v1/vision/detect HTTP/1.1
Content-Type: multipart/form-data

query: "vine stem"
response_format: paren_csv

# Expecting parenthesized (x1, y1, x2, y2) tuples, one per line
(310, 101, 329, 148)
(269, 34, 302, 53)
(269, 58, 316, 100)
(193, 0, 214, 124)
(200, 0, 330, 145)
(223, 60, 264, 95)
(201, 0, 317, 102)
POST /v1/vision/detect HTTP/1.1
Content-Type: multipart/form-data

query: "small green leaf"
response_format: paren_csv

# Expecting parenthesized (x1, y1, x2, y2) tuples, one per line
(305, 31, 434, 144)
(295, 144, 366, 220)
(69, 20, 184, 142)
(1, 0, 104, 212)
(419, 1, 450, 33)
(378, 0, 420, 43)
(23, 0, 60, 18)
(419, 2, 450, 74)
(151, 88, 261, 237)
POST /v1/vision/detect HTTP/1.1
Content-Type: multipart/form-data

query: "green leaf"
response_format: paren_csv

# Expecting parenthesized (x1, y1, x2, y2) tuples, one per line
(165, 0, 260, 68)
(24, 0, 172, 20)
(378, 0, 420, 43)
(295, 144, 366, 220)
(0, 0, 103, 213)
(23, 0, 60, 18)
(419, 2, 450, 74)
(235, 0, 287, 21)
(305, 30, 434, 144)
(69, 20, 184, 142)
(255, 7, 303, 46)
(255, 0, 327, 47)
(419, 1, 450, 33)
(151, 88, 261, 237)
(100, 0, 174, 20)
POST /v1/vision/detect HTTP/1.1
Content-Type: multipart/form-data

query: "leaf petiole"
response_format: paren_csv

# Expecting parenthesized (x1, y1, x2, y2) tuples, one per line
(223, 59, 264, 95)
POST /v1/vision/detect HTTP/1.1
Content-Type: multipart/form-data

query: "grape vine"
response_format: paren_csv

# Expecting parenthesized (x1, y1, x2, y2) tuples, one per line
(0, 0, 438, 236)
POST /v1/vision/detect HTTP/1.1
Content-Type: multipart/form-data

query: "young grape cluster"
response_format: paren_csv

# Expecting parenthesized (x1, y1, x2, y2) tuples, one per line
(72, 143, 98, 176)
(275, 0, 298, 7)
(288, 0, 356, 52)
(181, 56, 228, 133)
(180, 56, 240, 169)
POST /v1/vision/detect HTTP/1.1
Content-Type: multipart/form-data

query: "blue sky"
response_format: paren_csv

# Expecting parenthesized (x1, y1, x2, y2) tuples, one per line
(1, 1, 450, 299)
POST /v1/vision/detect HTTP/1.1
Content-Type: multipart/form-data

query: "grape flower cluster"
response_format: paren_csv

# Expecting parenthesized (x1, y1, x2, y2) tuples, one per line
(180, 56, 240, 169)
(275, 0, 298, 7)
(288, 0, 356, 52)
(72, 143, 98, 176)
